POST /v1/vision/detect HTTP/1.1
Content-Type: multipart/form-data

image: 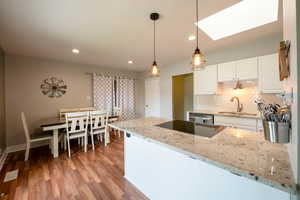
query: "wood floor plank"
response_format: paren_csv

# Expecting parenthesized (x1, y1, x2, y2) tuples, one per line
(0, 135, 148, 200)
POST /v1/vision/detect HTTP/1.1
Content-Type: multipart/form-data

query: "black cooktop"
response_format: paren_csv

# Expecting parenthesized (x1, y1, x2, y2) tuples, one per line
(156, 120, 224, 138)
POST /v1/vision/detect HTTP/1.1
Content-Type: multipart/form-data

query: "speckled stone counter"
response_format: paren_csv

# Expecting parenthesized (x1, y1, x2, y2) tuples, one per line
(109, 117, 296, 194)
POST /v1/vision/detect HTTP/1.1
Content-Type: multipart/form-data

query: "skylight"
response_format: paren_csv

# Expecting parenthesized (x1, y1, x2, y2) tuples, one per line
(197, 0, 279, 40)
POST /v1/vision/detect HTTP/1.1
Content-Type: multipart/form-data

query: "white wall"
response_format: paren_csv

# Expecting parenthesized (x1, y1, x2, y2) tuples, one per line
(0, 48, 5, 155)
(282, 0, 299, 194)
(160, 34, 282, 119)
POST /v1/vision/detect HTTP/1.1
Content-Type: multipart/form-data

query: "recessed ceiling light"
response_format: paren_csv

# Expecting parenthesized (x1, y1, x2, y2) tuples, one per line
(197, 0, 279, 40)
(128, 60, 133, 64)
(72, 49, 80, 54)
(188, 35, 196, 41)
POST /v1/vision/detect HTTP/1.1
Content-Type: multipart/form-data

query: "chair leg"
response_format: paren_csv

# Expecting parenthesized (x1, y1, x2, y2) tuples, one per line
(104, 127, 108, 146)
(91, 133, 95, 151)
(64, 136, 67, 151)
(25, 143, 30, 161)
(67, 136, 71, 158)
(84, 134, 88, 153)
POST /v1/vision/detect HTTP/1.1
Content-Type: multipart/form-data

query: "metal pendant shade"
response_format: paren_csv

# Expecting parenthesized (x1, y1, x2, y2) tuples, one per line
(150, 13, 160, 76)
(192, 0, 206, 69)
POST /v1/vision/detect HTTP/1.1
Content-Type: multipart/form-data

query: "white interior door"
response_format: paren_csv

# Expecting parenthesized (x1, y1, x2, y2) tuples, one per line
(145, 78, 160, 117)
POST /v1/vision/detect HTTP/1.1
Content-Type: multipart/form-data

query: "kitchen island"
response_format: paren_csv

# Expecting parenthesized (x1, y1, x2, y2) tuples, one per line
(109, 117, 296, 200)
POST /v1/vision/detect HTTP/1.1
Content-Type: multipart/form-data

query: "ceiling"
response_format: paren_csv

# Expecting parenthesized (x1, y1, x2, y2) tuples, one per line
(0, 0, 283, 72)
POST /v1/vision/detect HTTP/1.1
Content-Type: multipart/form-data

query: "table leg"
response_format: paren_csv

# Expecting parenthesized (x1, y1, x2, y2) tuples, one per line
(52, 129, 59, 158)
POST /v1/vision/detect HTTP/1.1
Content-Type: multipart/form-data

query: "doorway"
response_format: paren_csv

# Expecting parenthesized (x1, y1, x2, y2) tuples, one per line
(172, 74, 193, 120)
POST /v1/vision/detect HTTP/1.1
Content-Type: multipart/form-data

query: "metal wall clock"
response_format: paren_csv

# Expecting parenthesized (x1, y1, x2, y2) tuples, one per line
(40, 77, 67, 98)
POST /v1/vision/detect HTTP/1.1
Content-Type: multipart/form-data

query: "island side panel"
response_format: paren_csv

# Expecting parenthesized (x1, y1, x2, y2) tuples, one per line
(124, 133, 291, 200)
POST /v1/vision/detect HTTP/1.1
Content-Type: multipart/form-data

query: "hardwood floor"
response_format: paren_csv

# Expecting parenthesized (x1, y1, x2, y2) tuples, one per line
(0, 136, 148, 200)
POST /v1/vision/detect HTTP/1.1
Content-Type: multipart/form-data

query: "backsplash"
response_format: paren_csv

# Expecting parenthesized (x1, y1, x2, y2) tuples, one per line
(194, 81, 283, 113)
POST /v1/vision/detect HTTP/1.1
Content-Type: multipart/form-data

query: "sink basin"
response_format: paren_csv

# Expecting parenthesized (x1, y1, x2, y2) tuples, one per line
(218, 112, 257, 116)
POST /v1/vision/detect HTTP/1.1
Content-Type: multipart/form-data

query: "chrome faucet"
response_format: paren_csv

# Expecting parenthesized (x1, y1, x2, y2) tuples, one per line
(230, 96, 243, 112)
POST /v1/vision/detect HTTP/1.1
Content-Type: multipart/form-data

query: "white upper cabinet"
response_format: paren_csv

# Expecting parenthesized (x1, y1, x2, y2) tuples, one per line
(218, 57, 258, 82)
(194, 65, 218, 95)
(236, 57, 258, 80)
(217, 61, 236, 82)
(258, 53, 283, 93)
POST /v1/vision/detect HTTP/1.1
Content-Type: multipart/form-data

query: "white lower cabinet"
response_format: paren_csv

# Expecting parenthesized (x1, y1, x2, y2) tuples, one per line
(214, 115, 260, 131)
(125, 134, 290, 200)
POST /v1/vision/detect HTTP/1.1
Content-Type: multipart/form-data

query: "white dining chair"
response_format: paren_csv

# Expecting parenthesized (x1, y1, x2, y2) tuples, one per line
(21, 112, 53, 161)
(89, 110, 108, 150)
(65, 112, 89, 157)
(109, 107, 122, 137)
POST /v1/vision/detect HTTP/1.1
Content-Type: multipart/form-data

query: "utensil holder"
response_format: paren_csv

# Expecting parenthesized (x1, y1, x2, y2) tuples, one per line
(262, 120, 290, 143)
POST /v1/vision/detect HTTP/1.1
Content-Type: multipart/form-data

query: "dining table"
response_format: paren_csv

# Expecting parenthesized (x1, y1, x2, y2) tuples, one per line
(39, 116, 118, 158)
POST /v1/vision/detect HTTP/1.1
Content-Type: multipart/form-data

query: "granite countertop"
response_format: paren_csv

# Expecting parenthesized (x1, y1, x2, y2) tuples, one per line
(188, 109, 261, 119)
(109, 117, 296, 194)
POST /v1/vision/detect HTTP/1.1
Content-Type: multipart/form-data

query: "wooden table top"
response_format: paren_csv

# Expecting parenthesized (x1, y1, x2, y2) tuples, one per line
(40, 116, 119, 128)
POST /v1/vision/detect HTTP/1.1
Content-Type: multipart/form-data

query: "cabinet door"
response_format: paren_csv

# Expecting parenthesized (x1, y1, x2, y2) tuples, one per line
(236, 57, 258, 80)
(218, 61, 236, 82)
(258, 53, 283, 93)
(214, 116, 257, 131)
(194, 65, 217, 95)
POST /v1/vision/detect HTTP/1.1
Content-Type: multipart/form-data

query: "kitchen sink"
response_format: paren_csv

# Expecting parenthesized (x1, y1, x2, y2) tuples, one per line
(218, 111, 257, 116)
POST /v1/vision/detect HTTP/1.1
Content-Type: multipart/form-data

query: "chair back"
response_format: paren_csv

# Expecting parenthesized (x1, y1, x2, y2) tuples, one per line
(65, 112, 89, 135)
(90, 110, 108, 131)
(21, 112, 30, 143)
(113, 107, 122, 119)
(59, 107, 96, 119)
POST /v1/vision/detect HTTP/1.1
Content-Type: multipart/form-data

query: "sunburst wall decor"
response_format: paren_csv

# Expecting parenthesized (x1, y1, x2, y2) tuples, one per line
(40, 77, 67, 98)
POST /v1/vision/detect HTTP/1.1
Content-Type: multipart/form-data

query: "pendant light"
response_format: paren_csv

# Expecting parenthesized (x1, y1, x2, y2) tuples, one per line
(150, 13, 160, 76)
(192, 0, 206, 69)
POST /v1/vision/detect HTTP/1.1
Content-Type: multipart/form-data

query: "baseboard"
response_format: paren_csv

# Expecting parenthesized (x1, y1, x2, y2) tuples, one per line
(0, 149, 8, 172)
(6, 141, 50, 153)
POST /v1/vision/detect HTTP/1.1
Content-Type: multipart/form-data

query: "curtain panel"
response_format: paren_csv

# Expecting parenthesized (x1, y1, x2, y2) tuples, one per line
(93, 73, 113, 114)
(93, 73, 135, 120)
(115, 78, 135, 120)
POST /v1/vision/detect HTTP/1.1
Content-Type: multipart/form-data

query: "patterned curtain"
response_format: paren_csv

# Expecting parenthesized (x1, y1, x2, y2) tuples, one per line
(115, 77, 135, 120)
(93, 73, 113, 114)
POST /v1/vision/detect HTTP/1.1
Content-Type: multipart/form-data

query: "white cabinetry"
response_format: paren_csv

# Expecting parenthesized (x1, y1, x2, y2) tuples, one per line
(125, 134, 290, 200)
(194, 65, 217, 95)
(218, 57, 258, 82)
(236, 57, 258, 80)
(218, 61, 236, 82)
(258, 53, 283, 93)
(214, 115, 260, 131)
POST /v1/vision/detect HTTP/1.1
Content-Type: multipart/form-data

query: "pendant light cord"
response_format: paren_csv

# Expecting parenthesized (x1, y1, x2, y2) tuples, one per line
(154, 19, 156, 62)
(196, 0, 199, 49)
